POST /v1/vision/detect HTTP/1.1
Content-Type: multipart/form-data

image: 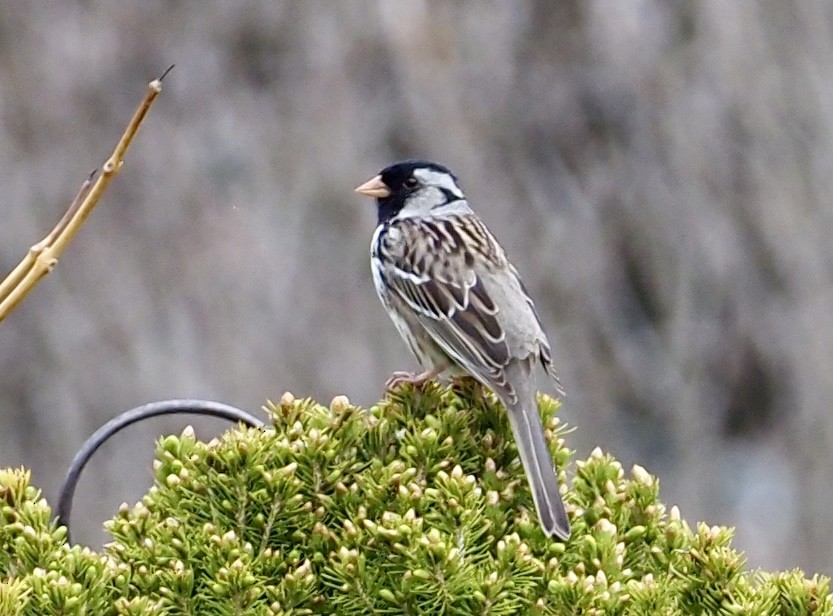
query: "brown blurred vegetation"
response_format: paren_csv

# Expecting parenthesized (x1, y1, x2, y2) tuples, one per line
(1, 1, 832, 573)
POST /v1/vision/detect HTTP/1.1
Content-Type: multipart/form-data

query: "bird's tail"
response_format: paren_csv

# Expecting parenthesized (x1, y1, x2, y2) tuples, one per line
(504, 394, 571, 541)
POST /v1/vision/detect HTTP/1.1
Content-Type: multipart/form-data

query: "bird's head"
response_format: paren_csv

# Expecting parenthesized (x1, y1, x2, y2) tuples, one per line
(355, 160, 465, 225)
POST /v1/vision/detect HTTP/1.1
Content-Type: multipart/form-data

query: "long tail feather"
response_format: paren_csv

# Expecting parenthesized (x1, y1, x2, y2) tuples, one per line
(505, 397, 571, 540)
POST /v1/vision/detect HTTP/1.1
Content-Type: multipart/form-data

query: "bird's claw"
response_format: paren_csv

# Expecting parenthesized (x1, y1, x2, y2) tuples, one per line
(385, 363, 447, 391)
(385, 370, 429, 390)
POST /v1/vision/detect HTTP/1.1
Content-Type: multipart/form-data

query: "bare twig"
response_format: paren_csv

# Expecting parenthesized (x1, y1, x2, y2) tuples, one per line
(0, 67, 172, 324)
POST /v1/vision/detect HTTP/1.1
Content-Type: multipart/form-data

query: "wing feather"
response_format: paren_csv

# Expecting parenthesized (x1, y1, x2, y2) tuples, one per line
(379, 214, 515, 387)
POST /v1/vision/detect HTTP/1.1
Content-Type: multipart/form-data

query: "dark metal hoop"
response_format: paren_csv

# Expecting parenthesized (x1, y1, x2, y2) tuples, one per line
(57, 399, 264, 542)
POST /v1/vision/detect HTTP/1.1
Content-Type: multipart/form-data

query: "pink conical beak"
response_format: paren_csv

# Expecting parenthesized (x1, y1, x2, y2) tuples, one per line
(355, 174, 391, 198)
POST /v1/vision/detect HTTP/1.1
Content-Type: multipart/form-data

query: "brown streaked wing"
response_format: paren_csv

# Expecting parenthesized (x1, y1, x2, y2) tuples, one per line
(383, 215, 515, 387)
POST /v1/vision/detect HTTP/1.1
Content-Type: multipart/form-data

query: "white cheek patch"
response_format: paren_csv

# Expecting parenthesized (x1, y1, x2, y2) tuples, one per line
(398, 187, 446, 217)
(413, 168, 464, 199)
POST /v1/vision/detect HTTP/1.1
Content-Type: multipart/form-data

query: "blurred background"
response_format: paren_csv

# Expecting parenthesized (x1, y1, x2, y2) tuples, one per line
(1, 0, 832, 573)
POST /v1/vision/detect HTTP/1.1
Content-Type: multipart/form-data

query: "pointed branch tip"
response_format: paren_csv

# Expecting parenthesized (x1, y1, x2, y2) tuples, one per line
(159, 64, 175, 82)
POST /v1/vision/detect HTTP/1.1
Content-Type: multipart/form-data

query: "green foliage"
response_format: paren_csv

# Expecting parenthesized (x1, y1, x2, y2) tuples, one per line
(1, 382, 831, 614)
(0, 467, 129, 614)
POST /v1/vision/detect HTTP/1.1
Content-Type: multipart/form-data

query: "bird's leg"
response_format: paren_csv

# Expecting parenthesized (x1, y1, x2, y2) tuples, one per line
(386, 364, 446, 390)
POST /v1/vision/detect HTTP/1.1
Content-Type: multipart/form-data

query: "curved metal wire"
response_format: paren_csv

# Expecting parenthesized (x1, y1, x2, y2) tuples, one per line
(57, 399, 264, 543)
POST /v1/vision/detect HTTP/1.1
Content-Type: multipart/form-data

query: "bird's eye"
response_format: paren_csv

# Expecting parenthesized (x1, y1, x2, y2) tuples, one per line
(404, 177, 419, 189)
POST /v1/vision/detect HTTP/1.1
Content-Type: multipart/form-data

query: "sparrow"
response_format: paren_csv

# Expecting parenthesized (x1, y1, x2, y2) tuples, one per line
(355, 160, 570, 541)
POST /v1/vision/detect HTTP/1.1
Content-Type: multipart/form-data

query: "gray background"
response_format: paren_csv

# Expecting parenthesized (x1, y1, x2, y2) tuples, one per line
(1, 1, 831, 574)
